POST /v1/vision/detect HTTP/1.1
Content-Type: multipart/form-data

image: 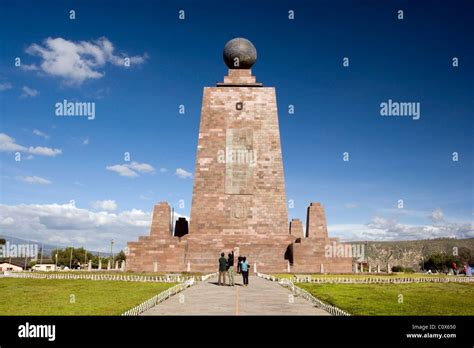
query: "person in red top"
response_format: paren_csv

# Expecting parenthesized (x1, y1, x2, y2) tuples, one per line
(452, 261, 458, 275)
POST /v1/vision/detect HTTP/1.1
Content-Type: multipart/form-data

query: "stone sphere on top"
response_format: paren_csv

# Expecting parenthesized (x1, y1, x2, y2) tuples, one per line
(223, 37, 257, 69)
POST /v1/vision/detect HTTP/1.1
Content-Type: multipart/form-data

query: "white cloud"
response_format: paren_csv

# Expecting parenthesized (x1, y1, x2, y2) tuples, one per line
(32, 129, 49, 139)
(344, 203, 357, 209)
(329, 214, 473, 242)
(128, 162, 155, 173)
(0, 133, 25, 152)
(369, 216, 390, 227)
(106, 161, 155, 178)
(17, 176, 52, 185)
(159, 168, 168, 173)
(430, 208, 444, 223)
(82, 137, 89, 145)
(0, 217, 15, 226)
(0, 202, 156, 251)
(92, 200, 117, 212)
(27, 146, 62, 156)
(175, 168, 192, 179)
(0, 82, 13, 91)
(106, 164, 139, 178)
(21, 86, 39, 98)
(0, 133, 62, 157)
(378, 208, 428, 219)
(25, 37, 148, 85)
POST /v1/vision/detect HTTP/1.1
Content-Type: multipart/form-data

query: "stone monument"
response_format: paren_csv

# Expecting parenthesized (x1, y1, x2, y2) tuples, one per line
(127, 38, 352, 274)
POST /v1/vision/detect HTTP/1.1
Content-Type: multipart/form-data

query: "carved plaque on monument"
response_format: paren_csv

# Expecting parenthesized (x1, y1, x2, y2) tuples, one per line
(230, 202, 251, 219)
(225, 128, 254, 194)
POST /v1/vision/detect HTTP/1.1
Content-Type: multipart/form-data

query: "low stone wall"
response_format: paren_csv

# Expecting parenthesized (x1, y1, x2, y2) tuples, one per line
(201, 272, 218, 281)
(0, 272, 218, 283)
(122, 279, 195, 316)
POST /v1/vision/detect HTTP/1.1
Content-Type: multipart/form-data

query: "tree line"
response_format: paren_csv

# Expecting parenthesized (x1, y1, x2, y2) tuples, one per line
(49, 247, 126, 269)
(0, 239, 126, 269)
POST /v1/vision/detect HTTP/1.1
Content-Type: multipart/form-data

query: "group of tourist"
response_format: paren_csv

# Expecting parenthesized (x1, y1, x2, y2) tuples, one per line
(218, 252, 249, 286)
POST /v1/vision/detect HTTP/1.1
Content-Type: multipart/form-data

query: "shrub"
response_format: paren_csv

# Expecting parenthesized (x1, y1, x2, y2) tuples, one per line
(391, 266, 415, 273)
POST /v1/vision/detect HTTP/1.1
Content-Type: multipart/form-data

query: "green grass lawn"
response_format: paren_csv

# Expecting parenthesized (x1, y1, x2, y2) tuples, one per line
(298, 282, 474, 315)
(274, 273, 456, 279)
(0, 278, 176, 315)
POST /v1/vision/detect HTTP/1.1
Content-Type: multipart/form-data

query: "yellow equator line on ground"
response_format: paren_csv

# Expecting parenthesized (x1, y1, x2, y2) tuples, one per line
(235, 287, 240, 315)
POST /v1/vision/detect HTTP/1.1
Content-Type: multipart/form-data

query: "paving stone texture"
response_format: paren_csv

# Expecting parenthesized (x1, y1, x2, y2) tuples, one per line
(142, 275, 330, 316)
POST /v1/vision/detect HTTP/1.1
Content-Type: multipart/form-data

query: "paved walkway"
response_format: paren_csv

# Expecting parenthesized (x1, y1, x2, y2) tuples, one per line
(142, 275, 330, 315)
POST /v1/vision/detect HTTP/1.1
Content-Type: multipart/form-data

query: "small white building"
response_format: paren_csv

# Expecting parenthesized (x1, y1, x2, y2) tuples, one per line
(0, 263, 23, 272)
(32, 264, 57, 272)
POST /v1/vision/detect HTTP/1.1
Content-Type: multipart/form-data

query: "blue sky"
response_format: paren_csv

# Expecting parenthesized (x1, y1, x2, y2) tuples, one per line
(0, 0, 472, 251)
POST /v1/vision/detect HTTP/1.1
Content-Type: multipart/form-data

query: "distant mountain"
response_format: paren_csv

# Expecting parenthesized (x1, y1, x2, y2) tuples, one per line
(357, 237, 474, 271)
(364, 237, 474, 256)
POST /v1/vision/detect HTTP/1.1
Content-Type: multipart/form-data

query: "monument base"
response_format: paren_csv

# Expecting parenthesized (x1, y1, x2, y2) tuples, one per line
(126, 202, 353, 274)
(184, 235, 292, 273)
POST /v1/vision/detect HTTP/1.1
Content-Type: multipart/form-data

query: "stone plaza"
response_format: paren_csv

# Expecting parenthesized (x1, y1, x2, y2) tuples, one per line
(127, 38, 352, 274)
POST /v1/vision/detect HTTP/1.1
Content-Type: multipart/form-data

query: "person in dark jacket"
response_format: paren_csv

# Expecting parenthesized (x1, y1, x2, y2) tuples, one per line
(218, 252, 227, 286)
(237, 256, 243, 274)
(227, 251, 235, 286)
